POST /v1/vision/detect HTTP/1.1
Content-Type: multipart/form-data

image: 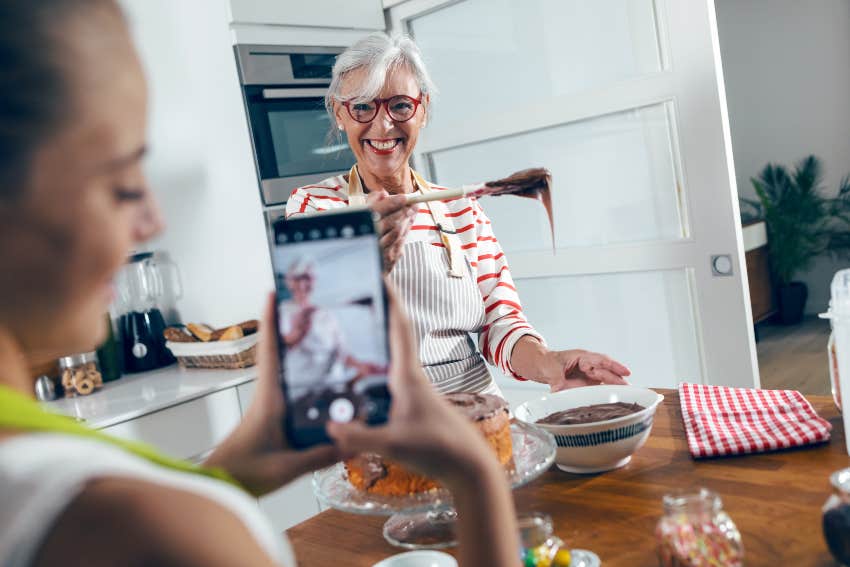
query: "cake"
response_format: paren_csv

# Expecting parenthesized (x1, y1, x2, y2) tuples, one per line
(345, 392, 513, 496)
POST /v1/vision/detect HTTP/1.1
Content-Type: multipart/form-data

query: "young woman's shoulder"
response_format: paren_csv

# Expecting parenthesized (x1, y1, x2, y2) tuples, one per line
(0, 434, 293, 567)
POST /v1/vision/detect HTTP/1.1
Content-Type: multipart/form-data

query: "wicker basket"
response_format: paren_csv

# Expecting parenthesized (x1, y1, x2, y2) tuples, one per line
(165, 334, 258, 369)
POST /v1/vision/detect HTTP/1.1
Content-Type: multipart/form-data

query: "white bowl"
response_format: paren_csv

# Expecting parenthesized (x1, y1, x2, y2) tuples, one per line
(372, 550, 458, 567)
(515, 385, 664, 474)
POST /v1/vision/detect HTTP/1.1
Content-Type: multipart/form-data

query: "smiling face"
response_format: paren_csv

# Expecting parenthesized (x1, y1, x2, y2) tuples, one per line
(333, 65, 428, 183)
(0, 6, 163, 361)
(285, 274, 315, 304)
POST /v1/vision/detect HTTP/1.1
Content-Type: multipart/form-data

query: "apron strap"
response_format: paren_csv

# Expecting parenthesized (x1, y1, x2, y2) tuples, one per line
(347, 164, 465, 278)
(410, 170, 465, 279)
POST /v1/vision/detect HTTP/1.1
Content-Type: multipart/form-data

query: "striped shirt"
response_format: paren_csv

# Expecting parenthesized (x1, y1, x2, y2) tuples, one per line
(285, 174, 544, 380)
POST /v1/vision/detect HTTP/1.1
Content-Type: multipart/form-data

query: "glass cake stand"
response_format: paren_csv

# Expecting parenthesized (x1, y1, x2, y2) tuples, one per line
(313, 420, 557, 549)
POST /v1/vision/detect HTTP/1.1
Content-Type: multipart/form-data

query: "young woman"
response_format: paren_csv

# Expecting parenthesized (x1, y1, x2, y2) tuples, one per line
(0, 1, 519, 565)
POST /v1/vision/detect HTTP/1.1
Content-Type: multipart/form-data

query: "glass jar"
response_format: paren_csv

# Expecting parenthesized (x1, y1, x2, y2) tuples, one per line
(656, 489, 743, 567)
(823, 468, 850, 564)
(518, 513, 573, 567)
(59, 352, 103, 397)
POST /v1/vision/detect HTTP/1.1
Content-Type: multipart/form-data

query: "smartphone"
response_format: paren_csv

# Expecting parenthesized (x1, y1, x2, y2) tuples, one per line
(271, 208, 391, 448)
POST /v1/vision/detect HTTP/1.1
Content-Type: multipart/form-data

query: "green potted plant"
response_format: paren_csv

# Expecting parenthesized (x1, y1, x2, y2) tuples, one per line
(741, 155, 850, 324)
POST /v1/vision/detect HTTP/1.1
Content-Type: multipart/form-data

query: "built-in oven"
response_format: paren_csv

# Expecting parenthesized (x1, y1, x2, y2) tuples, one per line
(235, 45, 354, 211)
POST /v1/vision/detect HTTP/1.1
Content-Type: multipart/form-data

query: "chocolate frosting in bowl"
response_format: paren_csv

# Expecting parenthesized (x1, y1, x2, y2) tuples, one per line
(444, 392, 508, 422)
(536, 402, 645, 426)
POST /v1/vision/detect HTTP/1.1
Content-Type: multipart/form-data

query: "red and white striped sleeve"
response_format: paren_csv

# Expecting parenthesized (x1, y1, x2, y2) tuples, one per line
(284, 183, 347, 218)
(472, 199, 545, 380)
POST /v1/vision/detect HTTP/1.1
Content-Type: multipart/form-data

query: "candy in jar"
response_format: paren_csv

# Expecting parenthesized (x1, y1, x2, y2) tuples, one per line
(518, 513, 571, 567)
(656, 488, 743, 567)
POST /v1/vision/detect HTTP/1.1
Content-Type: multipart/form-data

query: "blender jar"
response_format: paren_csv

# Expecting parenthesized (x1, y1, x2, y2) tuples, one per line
(114, 252, 179, 373)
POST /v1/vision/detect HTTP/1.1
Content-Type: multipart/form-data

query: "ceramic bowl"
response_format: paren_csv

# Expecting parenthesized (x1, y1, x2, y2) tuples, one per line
(515, 385, 664, 474)
(372, 550, 458, 567)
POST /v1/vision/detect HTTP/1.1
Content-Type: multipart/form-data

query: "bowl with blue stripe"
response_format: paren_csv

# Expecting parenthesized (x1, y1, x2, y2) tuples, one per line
(514, 385, 664, 474)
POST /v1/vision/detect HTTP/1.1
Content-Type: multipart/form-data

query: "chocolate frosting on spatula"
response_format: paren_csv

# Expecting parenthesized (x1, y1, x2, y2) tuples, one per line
(468, 167, 554, 251)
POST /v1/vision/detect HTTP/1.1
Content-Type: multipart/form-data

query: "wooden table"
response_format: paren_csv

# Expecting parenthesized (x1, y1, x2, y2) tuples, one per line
(287, 390, 850, 565)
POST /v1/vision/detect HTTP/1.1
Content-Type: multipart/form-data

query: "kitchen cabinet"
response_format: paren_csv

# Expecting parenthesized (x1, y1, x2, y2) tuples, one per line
(101, 388, 242, 462)
(227, 0, 384, 30)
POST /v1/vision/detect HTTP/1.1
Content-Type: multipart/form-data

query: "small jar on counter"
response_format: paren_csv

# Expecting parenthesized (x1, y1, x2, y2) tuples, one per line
(518, 513, 573, 567)
(656, 488, 743, 567)
(59, 352, 103, 397)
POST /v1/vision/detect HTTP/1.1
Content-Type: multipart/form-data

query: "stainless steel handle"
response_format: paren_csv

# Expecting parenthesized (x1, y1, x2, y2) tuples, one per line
(262, 88, 328, 99)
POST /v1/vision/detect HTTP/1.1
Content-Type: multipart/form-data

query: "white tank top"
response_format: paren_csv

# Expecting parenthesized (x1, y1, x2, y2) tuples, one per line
(0, 433, 296, 567)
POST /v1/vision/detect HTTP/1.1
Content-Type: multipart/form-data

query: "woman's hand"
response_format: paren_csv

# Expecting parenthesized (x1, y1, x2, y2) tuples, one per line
(327, 288, 500, 488)
(366, 190, 416, 274)
(283, 305, 315, 347)
(204, 293, 342, 496)
(327, 287, 521, 567)
(511, 336, 631, 392)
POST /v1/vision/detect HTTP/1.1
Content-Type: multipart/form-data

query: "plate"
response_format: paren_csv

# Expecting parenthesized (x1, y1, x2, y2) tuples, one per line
(313, 420, 556, 515)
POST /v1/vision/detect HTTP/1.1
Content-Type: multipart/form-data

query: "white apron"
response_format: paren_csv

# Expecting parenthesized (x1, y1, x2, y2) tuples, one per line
(347, 165, 501, 396)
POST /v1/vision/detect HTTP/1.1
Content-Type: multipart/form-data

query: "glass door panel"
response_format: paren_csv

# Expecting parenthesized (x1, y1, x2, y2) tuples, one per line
(491, 269, 701, 388)
(430, 103, 685, 251)
(410, 0, 663, 128)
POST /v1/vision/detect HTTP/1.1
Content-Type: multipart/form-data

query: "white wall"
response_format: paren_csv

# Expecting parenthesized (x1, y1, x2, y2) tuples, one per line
(119, 0, 274, 327)
(716, 0, 850, 313)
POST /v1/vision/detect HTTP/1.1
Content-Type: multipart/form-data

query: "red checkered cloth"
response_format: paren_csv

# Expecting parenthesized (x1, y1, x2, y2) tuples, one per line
(678, 382, 832, 458)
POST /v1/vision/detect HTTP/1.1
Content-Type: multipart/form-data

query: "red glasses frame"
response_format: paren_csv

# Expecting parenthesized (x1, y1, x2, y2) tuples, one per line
(340, 94, 423, 123)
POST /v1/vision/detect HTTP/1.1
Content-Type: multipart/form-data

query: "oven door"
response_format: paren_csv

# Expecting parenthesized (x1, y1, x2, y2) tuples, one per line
(245, 86, 354, 205)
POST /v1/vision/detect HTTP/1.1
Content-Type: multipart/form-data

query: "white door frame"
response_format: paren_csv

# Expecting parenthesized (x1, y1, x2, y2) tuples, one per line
(388, 0, 760, 389)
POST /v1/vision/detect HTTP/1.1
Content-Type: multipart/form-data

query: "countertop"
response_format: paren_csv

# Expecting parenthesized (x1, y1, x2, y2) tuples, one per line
(288, 390, 847, 566)
(43, 365, 258, 429)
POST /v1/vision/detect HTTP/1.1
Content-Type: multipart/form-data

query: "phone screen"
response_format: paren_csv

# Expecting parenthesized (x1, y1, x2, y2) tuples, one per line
(271, 209, 391, 448)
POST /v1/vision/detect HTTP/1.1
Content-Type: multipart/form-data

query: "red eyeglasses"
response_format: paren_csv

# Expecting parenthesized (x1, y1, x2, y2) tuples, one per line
(341, 94, 423, 123)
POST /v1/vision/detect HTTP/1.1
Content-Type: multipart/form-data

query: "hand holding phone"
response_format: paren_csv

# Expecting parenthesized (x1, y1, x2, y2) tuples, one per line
(271, 209, 391, 448)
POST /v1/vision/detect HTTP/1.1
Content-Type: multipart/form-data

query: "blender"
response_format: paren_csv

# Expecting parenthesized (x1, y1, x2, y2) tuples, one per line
(114, 252, 181, 373)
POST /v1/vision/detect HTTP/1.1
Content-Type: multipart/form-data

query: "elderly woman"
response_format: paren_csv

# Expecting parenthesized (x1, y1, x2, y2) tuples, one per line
(286, 33, 631, 396)
(280, 256, 386, 396)
(0, 2, 519, 565)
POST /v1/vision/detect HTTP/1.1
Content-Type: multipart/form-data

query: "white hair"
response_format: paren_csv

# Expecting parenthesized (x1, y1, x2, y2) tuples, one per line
(326, 32, 437, 132)
(287, 256, 316, 277)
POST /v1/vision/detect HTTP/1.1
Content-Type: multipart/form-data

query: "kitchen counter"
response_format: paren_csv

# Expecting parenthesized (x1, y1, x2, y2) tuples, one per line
(43, 365, 257, 428)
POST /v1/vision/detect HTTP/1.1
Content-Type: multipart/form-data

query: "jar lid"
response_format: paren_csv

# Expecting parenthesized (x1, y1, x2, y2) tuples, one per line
(59, 351, 98, 367)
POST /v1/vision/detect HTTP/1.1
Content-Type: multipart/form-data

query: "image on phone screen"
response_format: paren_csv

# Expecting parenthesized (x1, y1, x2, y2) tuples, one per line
(271, 210, 390, 447)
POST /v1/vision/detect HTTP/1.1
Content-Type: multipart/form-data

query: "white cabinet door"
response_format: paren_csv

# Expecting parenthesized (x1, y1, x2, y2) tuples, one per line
(102, 389, 242, 461)
(390, 0, 760, 390)
(227, 0, 384, 30)
(236, 381, 321, 531)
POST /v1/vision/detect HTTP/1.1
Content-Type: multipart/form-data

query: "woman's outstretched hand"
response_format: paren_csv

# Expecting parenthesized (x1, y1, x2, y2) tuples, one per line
(511, 336, 631, 392)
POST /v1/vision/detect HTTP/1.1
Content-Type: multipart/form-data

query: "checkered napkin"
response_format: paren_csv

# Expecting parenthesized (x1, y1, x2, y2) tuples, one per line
(678, 382, 832, 458)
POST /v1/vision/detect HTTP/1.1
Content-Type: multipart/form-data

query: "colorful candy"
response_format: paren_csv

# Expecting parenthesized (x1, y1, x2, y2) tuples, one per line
(656, 491, 744, 567)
